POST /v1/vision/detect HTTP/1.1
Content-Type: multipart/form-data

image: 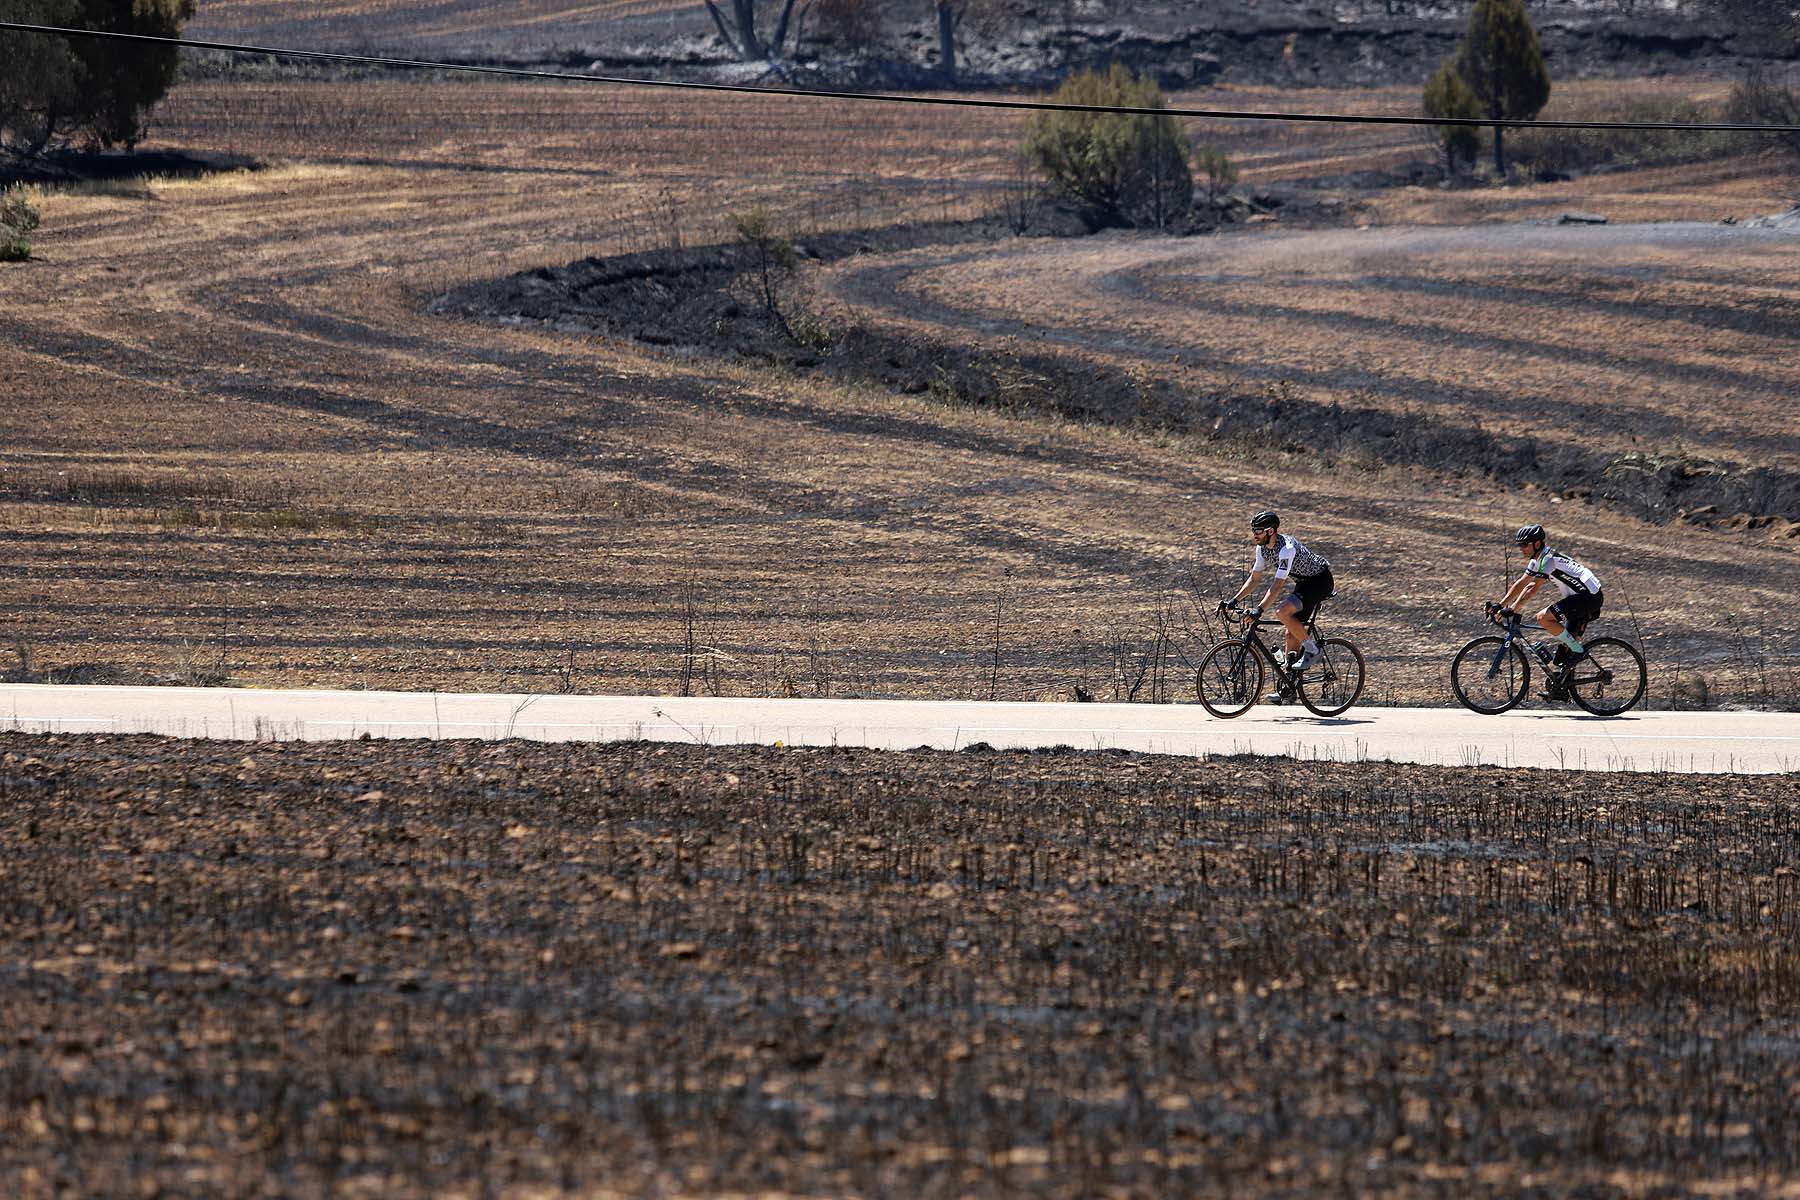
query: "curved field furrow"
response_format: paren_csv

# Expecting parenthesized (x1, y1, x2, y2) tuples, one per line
(816, 223, 1800, 472)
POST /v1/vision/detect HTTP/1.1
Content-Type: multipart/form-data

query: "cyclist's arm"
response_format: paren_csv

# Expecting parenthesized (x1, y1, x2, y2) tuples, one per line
(1257, 575, 1290, 612)
(1497, 573, 1541, 613)
(1229, 571, 1264, 605)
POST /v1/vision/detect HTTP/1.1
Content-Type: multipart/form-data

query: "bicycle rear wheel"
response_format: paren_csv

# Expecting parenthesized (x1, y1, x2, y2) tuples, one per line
(1196, 639, 1264, 718)
(1450, 636, 1529, 715)
(1299, 637, 1365, 717)
(1567, 637, 1647, 716)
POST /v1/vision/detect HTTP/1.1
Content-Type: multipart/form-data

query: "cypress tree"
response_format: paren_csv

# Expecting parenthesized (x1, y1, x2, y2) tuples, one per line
(1456, 0, 1551, 177)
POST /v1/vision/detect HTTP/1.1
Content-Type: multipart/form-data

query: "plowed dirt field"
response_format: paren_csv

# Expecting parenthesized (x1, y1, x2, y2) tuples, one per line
(3, 76, 1797, 709)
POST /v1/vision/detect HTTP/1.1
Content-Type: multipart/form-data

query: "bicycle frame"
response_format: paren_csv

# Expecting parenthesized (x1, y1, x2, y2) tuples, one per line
(1229, 612, 1320, 689)
(1489, 614, 1563, 679)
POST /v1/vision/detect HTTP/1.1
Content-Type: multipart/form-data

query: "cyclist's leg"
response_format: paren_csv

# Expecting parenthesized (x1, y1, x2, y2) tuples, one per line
(1547, 594, 1600, 660)
(1536, 606, 1566, 639)
(1275, 593, 1306, 654)
(1288, 573, 1329, 663)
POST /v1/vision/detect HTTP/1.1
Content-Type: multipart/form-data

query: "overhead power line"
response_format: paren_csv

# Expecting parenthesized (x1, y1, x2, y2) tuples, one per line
(4, 19, 1800, 134)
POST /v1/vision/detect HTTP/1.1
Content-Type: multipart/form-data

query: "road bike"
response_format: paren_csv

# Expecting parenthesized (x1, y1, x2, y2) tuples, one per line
(1450, 603, 1646, 716)
(1196, 602, 1365, 718)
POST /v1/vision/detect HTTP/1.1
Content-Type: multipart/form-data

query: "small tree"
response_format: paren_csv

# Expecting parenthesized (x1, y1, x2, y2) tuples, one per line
(1422, 59, 1482, 177)
(1022, 64, 1193, 228)
(0, 0, 194, 157)
(730, 206, 800, 342)
(1, 187, 40, 261)
(1456, 0, 1551, 177)
(1194, 144, 1238, 208)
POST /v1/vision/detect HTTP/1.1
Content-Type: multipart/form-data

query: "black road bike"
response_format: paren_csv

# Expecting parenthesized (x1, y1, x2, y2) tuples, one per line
(1450, 603, 1647, 716)
(1197, 602, 1366, 718)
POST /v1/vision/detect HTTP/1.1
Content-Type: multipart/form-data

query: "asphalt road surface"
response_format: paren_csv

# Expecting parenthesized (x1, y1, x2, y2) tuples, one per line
(5, 685, 1798, 773)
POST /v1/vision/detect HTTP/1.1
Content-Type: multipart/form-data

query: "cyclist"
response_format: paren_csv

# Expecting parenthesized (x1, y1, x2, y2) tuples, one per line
(1223, 510, 1334, 672)
(1491, 523, 1604, 696)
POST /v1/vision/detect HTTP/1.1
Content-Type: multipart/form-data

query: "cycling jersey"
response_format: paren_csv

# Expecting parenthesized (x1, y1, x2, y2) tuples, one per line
(1252, 533, 1331, 580)
(1526, 547, 1602, 599)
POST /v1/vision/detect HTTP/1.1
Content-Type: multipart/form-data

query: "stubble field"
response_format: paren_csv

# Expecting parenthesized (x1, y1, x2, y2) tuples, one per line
(5, 733, 1800, 1197)
(3, 73, 1798, 707)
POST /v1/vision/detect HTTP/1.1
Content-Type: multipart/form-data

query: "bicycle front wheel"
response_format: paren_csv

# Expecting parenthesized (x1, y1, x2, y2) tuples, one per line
(1567, 637, 1647, 716)
(1299, 637, 1366, 717)
(1450, 636, 1529, 715)
(1196, 639, 1264, 718)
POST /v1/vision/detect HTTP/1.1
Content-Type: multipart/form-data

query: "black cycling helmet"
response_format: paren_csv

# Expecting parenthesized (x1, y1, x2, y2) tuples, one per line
(1513, 523, 1545, 546)
(1250, 510, 1280, 532)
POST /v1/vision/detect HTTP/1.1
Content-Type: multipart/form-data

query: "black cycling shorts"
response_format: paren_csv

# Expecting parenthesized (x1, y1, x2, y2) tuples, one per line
(1286, 569, 1334, 623)
(1550, 590, 1603, 635)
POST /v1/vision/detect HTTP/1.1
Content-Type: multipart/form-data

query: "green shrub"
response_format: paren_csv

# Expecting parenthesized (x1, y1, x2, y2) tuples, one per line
(0, 186, 39, 261)
(1022, 64, 1192, 229)
(1423, 59, 1482, 176)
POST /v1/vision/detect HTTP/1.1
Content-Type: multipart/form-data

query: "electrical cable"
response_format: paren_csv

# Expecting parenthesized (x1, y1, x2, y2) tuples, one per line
(5, 19, 1800, 134)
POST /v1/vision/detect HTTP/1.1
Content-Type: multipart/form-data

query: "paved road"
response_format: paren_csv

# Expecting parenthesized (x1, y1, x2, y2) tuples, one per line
(4, 685, 1797, 773)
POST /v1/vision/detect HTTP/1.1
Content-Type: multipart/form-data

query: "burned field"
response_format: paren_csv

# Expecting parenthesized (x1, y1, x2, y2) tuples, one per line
(4, 732, 1799, 1196)
(5, 74, 1799, 706)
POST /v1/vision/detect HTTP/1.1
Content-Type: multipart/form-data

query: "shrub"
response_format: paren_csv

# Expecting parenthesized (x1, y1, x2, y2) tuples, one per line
(1022, 64, 1192, 229)
(1422, 59, 1482, 176)
(0, 186, 39, 261)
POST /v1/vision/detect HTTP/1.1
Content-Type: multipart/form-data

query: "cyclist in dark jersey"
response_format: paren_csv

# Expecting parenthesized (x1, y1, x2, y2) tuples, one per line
(1224, 510, 1334, 672)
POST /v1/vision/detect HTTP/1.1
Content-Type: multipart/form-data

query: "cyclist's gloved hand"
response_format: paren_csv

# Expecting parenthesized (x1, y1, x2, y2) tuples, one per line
(1247, 604, 1262, 618)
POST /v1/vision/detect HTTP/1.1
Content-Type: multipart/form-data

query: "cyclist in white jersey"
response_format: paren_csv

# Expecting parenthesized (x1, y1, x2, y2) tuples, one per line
(1492, 523, 1604, 688)
(1224, 510, 1334, 672)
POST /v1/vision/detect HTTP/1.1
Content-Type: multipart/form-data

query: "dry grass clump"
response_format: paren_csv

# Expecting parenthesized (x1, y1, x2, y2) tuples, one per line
(2, 734, 1797, 1196)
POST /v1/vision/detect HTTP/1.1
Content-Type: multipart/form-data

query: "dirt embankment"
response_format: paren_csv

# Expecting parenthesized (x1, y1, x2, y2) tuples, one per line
(436, 216, 1800, 530)
(183, 0, 1761, 90)
(6, 731, 1800, 1196)
(951, 11, 1746, 92)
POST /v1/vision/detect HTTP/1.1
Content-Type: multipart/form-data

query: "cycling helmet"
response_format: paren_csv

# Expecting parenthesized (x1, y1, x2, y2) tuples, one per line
(1250, 510, 1280, 532)
(1513, 523, 1545, 546)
